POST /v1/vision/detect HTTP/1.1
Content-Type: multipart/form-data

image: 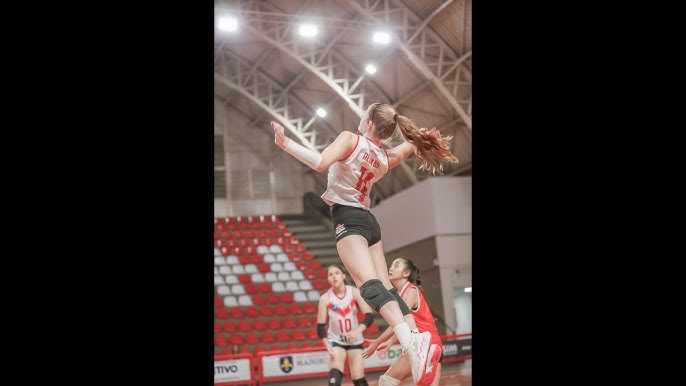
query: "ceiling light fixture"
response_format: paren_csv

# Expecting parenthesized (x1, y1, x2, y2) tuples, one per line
(373, 32, 390, 44)
(218, 17, 238, 32)
(299, 24, 318, 37)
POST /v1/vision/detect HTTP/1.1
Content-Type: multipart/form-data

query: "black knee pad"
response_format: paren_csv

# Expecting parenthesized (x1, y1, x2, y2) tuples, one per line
(353, 377, 369, 386)
(389, 287, 411, 316)
(360, 279, 395, 312)
(328, 368, 343, 386)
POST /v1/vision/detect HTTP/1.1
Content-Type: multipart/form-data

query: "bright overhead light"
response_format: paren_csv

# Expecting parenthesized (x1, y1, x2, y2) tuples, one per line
(218, 17, 238, 32)
(316, 108, 327, 117)
(365, 64, 377, 74)
(464, 287, 472, 292)
(299, 24, 318, 37)
(373, 32, 390, 44)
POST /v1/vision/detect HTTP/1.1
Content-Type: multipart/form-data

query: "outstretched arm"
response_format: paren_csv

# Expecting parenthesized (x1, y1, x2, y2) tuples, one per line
(361, 325, 397, 359)
(272, 121, 357, 173)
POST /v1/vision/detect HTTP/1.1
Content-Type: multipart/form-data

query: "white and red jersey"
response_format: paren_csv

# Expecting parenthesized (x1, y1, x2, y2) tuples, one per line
(321, 135, 389, 211)
(326, 285, 363, 345)
(400, 282, 442, 347)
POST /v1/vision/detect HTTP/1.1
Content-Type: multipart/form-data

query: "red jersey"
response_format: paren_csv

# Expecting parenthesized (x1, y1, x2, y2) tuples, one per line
(400, 281, 442, 347)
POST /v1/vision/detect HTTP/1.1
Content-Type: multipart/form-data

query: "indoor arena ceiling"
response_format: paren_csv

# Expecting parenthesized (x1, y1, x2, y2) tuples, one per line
(215, 0, 472, 204)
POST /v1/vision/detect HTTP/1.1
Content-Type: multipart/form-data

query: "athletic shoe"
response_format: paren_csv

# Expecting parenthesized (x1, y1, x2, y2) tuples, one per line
(402, 331, 433, 386)
(425, 343, 442, 377)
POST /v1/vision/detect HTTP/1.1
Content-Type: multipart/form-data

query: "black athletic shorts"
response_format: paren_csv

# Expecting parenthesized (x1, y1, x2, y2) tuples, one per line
(331, 341, 364, 350)
(330, 204, 381, 246)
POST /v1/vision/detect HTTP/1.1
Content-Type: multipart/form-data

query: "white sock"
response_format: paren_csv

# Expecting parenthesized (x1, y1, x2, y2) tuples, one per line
(393, 322, 412, 347)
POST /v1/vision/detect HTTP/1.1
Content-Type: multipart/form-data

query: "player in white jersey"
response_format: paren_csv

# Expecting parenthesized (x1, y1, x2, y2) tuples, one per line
(272, 102, 458, 386)
(317, 265, 374, 386)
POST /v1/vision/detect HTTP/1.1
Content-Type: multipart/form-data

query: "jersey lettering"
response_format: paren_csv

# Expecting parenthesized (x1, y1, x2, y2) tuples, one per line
(355, 166, 375, 203)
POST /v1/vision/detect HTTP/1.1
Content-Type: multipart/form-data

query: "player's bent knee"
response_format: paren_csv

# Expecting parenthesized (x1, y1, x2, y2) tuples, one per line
(378, 374, 401, 386)
(328, 368, 343, 386)
(360, 279, 395, 312)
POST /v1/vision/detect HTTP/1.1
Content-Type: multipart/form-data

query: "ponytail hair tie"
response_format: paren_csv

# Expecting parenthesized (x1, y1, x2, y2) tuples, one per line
(393, 113, 398, 122)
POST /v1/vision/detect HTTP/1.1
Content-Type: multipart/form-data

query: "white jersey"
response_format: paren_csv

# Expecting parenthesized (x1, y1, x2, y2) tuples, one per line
(321, 135, 389, 211)
(326, 285, 363, 346)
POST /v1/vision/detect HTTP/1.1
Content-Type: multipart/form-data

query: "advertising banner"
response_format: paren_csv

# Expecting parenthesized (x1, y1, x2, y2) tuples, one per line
(214, 358, 252, 384)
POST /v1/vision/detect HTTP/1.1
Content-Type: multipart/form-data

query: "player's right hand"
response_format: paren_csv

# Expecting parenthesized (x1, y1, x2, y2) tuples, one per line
(271, 121, 289, 149)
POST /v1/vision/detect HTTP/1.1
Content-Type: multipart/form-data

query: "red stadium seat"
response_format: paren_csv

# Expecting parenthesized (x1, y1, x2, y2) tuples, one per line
(214, 297, 222, 308)
(252, 294, 266, 305)
(214, 335, 229, 347)
(253, 319, 267, 331)
(245, 333, 260, 345)
(258, 283, 272, 293)
(283, 317, 297, 329)
(244, 283, 258, 294)
(267, 318, 283, 330)
(276, 331, 290, 342)
(279, 293, 294, 303)
(259, 305, 274, 317)
(230, 308, 245, 319)
(269, 344, 282, 351)
(238, 320, 252, 332)
(297, 316, 312, 328)
(302, 303, 316, 314)
(291, 330, 306, 341)
(245, 306, 259, 318)
(258, 263, 270, 273)
(215, 308, 230, 319)
(285, 343, 298, 350)
(313, 280, 327, 290)
(222, 321, 237, 333)
(266, 293, 280, 304)
(306, 329, 319, 340)
(288, 303, 303, 315)
(274, 305, 288, 316)
(214, 322, 221, 333)
(229, 335, 244, 345)
(260, 332, 275, 344)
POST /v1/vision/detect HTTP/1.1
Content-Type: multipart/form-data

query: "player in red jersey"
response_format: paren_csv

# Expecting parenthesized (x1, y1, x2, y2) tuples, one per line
(362, 258, 443, 386)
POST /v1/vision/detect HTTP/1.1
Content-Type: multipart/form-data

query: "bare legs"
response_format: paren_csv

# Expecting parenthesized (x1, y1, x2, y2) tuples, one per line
(336, 235, 417, 329)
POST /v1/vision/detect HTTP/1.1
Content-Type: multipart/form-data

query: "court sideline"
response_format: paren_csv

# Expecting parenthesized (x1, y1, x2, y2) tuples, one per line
(265, 359, 472, 386)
